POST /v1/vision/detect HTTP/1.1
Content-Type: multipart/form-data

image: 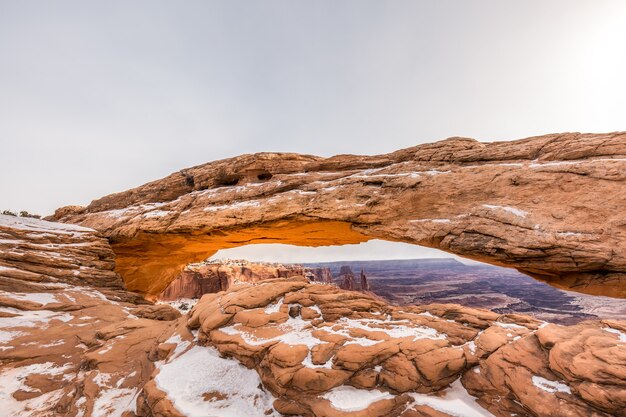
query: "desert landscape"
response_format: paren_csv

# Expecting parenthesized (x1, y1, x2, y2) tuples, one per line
(1, 133, 626, 417)
(2, 2, 625, 416)
(305, 259, 626, 325)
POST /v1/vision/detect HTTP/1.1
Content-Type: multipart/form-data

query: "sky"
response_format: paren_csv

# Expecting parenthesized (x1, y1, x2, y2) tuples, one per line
(1, 1, 625, 262)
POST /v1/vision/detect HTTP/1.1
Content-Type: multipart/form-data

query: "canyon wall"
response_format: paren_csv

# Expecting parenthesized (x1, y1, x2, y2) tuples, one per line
(158, 258, 333, 300)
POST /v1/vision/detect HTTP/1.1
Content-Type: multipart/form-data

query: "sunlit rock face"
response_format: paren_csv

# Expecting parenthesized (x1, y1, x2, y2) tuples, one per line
(50, 132, 626, 298)
(1, 216, 624, 417)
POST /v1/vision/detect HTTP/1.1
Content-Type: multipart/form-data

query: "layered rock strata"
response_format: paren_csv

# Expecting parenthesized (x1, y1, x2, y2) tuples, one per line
(158, 258, 333, 301)
(49, 132, 626, 298)
(0, 215, 181, 416)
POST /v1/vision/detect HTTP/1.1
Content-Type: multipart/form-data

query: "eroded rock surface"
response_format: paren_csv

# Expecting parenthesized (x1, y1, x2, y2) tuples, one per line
(158, 258, 333, 301)
(0, 215, 181, 416)
(1, 216, 625, 417)
(49, 132, 626, 298)
(147, 277, 626, 417)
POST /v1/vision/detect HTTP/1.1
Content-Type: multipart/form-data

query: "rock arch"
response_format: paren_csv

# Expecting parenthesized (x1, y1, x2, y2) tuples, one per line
(51, 132, 626, 299)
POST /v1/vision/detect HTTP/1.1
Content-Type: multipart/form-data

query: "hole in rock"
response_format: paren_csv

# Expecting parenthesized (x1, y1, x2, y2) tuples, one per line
(256, 171, 273, 181)
(156, 239, 626, 324)
(214, 170, 240, 186)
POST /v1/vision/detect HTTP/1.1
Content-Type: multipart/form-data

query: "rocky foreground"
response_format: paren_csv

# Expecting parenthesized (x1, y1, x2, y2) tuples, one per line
(1, 215, 625, 417)
(50, 132, 626, 299)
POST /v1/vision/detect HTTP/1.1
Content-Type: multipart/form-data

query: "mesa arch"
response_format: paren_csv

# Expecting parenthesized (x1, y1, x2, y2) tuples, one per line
(50, 132, 626, 299)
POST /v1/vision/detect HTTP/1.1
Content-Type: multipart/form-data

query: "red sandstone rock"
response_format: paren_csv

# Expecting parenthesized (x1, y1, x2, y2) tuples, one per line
(1, 216, 623, 417)
(158, 258, 334, 301)
(338, 265, 356, 291)
(49, 132, 626, 299)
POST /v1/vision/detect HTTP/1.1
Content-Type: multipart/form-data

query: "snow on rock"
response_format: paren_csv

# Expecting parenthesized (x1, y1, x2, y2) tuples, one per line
(0, 307, 73, 328)
(203, 200, 262, 212)
(494, 322, 527, 330)
(92, 387, 138, 417)
(0, 290, 58, 305)
(157, 298, 198, 314)
(328, 317, 446, 342)
(0, 362, 72, 417)
(155, 345, 279, 417)
(143, 210, 171, 218)
(407, 379, 496, 417)
(321, 386, 394, 412)
(0, 214, 94, 235)
(410, 218, 453, 224)
(603, 326, 626, 342)
(482, 204, 529, 218)
(221, 315, 321, 349)
(264, 297, 284, 314)
(531, 376, 572, 394)
(163, 334, 191, 360)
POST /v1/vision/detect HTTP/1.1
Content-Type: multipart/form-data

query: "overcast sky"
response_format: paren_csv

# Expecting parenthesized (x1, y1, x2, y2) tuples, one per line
(1, 1, 625, 261)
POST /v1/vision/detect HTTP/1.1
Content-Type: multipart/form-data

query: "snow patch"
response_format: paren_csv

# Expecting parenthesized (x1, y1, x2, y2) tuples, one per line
(264, 297, 284, 314)
(410, 218, 452, 224)
(0, 362, 72, 417)
(482, 204, 528, 218)
(143, 210, 170, 218)
(603, 327, 626, 342)
(92, 388, 138, 417)
(494, 322, 527, 330)
(0, 214, 94, 234)
(322, 386, 394, 412)
(157, 298, 198, 313)
(155, 346, 279, 417)
(0, 291, 58, 305)
(329, 317, 445, 342)
(531, 376, 572, 394)
(0, 307, 73, 328)
(203, 200, 262, 212)
(407, 379, 495, 417)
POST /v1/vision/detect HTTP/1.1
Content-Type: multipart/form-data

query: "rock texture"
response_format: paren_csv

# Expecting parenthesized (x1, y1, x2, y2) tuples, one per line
(148, 277, 626, 417)
(0, 215, 182, 417)
(49, 132, 626, 298)
(1, 215, 625, 417)
(338, 265, 357, 291)
(361, 269, 369, 291)
(0, 214, 140, 302)
(158, 258, 334, 301)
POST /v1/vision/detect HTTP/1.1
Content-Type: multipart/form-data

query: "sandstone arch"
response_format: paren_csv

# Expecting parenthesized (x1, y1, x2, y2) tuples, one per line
(52, 132, 626, 299)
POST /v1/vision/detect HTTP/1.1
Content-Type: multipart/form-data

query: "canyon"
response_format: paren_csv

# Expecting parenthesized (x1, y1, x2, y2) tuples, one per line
(1, 132, 626, 417)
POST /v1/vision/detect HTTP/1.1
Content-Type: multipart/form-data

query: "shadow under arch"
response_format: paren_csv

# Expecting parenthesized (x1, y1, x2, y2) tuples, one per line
(111, 217, 626, 301)
(113, 220, 372, 298)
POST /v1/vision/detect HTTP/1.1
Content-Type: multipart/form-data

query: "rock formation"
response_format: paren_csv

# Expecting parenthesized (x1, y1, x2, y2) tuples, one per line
(0, 214, 181, 416)
(1, 215, 625, 417)
(149, 277, 626, 417)
(158, 259, 333, 301)
(338, 265, 357, 291)
(48, 132, 626, 299)
(305, 267, 334, 284)
(361, 269, 369, 291)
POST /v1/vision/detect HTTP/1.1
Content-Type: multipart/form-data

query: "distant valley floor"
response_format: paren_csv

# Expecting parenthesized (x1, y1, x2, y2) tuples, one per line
(303, 258, 626, 325)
